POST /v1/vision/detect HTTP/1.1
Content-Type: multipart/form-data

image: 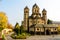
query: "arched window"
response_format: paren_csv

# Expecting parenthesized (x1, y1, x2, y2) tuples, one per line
(55, 28, 56, 30)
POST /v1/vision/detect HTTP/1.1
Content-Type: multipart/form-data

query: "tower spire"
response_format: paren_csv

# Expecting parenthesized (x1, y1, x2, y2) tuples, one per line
(24, 6, 29, 9)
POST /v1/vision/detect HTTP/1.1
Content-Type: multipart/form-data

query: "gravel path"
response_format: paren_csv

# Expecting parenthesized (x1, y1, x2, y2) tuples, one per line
(6, 35, 60, 40)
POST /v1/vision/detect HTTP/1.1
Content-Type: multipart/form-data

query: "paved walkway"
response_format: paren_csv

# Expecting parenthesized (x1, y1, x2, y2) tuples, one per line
(6, 35, 60, 40)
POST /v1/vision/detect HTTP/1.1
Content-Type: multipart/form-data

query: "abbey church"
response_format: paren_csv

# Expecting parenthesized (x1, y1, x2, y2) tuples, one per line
(22, 4, 58, 35)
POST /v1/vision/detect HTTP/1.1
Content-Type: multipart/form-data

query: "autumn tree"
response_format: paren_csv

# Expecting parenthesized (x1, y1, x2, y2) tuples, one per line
(57, 25, 60, 34)
(7, 23, 13, 29)
(0, 12, 8, 28)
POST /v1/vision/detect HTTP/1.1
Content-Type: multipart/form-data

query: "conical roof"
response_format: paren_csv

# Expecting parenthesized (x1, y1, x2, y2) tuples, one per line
(42, 9, 47, 12)
(33, 3, 39, 8)
(24, 6, 29, 9)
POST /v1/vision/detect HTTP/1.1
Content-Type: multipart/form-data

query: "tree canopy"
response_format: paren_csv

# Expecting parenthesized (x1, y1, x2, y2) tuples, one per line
(14, 23, 20, 35)
(47, 19, 52, 24)
(13, 22, 25, 35)
(0, 12, 8, 28)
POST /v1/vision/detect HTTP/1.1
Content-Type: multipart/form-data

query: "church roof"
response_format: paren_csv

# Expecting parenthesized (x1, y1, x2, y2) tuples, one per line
(30, 24, 58, 28)
(35, 24, 44, 27)
(30, 24, 44, 28)
(33, 3, 39, 8)
(42, 9, 47, 12)
(44, 24, 58, 27)
(24, 6, 29, 9)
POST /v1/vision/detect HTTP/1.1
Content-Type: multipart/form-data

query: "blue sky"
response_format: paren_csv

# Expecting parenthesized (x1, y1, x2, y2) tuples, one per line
(0, 0, 60, 26)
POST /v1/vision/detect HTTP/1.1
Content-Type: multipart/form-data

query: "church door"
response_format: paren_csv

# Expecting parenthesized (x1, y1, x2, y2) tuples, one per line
(46, 29, 50, 35)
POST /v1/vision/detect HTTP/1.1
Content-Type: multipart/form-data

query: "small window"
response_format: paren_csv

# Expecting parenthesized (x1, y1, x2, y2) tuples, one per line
(26, 11, 28, 13)
(43, 13, 46, 15)
(55, 28, 56, 30)
(37, 28, 39, 30)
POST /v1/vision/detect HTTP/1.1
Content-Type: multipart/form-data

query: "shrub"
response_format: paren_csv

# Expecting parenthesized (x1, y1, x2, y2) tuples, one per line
(2, 34, 5, 40)
(25, 33, 31, 36)
(16, 35, 20, 39)
(11, 34, 16, 39)
(21, 33, 26, 36)
(11, 33, 27, 39)
(19, 35, 26, 39)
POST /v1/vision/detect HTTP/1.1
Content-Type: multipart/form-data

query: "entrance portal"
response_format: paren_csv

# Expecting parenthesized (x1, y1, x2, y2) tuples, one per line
(46, 29, 50, 35)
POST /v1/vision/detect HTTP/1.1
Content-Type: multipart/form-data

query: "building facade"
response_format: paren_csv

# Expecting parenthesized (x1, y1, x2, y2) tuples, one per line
(23, 4, 47, 30)
(22, 4, 58, 35)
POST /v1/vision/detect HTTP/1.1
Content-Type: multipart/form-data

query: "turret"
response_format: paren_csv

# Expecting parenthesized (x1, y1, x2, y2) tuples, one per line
(24, 6, 29, 30)
(32, 3, 39, 14)
(32, 4, 41, 18)
(42, 9, 47, 24)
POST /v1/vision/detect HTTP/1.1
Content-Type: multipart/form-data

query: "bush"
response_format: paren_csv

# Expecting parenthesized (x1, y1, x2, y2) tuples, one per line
(16, 35, 20, 39)
(11, 34, 16, 39)
(19, 36, 26, 39)
(25, 33, 31, 36)
(11, 33, 27, 39)
(21, 33, 26, 36)
(11, 35, 15, 39)
(0, 27, 3, 32)
(2, 34, 5, 40)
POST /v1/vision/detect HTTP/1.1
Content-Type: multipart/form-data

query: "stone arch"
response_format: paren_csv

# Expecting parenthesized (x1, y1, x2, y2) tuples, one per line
(46, 29, 50, 35)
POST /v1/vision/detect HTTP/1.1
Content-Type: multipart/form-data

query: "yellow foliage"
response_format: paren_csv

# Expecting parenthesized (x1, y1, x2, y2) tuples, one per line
(57, 25, 60, 31)
(7, 23, 13, 29)
(0, 12, 8, 28)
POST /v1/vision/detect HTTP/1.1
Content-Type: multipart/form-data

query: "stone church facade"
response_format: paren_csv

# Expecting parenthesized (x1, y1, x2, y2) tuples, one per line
(22, 4, 58, 35)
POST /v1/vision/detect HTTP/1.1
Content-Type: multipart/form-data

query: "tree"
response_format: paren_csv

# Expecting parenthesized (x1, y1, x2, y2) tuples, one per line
(20, 25, 24, 34)
(0, 24, 3, 38)
(47, 19, 52, 24)
(0, 27, 3, 32)
(0, 23, 4, 32)
(0, 12, 8, 28)
(13, 23, 20, 35)
(7, 23, 13, 29)
(58, 25, 60, 31)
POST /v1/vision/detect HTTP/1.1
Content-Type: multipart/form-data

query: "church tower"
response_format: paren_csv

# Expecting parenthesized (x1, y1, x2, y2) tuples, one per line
(32, 4, 41, 18)
(42, 9, 47, 24)
(24, 6, 29, 30)
(32, 4, 39, 13)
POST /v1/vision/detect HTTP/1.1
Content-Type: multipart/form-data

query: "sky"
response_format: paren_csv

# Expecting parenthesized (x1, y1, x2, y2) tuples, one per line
(0, 0, 60, 26)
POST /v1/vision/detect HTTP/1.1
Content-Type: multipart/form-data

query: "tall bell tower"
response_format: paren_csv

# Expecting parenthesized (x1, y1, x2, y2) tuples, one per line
(24, 6, 29, 30)
(42, 9, 47, 24)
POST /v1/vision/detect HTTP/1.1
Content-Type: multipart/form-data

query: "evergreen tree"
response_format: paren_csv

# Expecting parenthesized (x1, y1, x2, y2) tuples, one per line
(20, 25, 24, 34)
(47, 19, 52, 24)
(14, 23, 20, 35)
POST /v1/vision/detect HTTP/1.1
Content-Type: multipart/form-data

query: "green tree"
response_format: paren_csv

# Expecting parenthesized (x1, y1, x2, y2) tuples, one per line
(14, 23, 20, 35)
(20, 25, 24, 34)
(47, 19, 52, 24)
(0, 23, 4, 32)
(0, 27, 3, 32)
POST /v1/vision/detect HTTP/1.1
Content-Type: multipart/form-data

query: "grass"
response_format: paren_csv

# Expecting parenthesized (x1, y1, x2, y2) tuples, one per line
(11, 33, 31, 39)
